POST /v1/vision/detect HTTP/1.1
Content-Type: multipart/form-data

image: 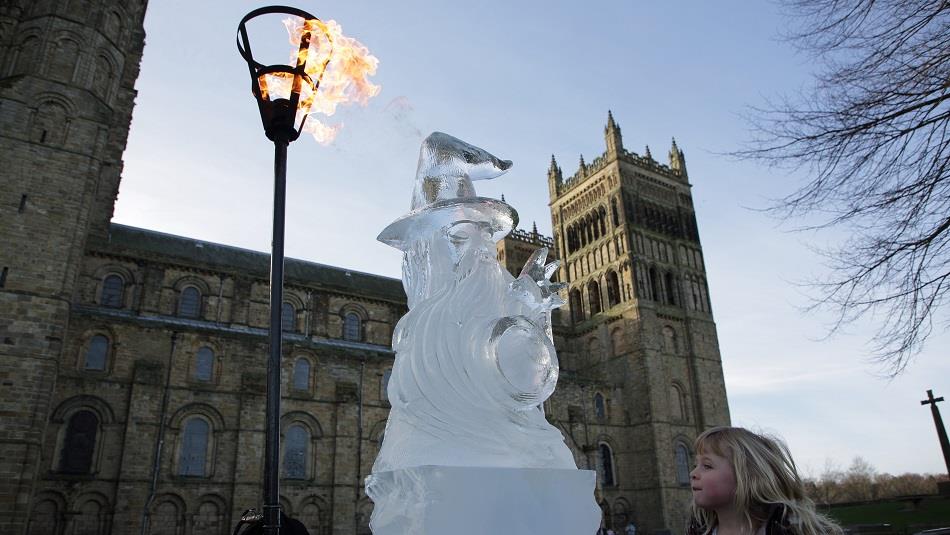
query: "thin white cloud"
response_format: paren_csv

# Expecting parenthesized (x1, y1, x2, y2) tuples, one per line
(726, 364, 862, 394)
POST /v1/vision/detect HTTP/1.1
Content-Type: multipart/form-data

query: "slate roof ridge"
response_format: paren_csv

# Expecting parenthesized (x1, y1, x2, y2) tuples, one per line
(106, 223, 398, 280)
(93, 223, 405, 303)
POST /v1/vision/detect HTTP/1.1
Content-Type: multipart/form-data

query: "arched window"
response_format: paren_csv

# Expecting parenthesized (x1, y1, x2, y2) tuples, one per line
(588, 280, 602, 316)
(178, 286, 201, 318)
(149, 500, 182, 535)
(178, 418, 209, 476)
(598, 443, 616, 487)
(283, 424, 309, 479)
(675, 442, 691, 485)
(281, 302, 296, 332)
(612, 499, 630, 531)
(648, 267, 660, 302)
(100, 274, 124, 307)
(193, 501, 222, 534)
(73, 499, 102, 535)
(343, 312, 362, 341)
(381, 369, 392, 401)
(299, 503, 323, 534)
(84, 335, 109, 371)
(606, 271, 620, 307)
(194, 347, 213, 382)
(594, 393, 606, 420)
(670, 384, 685, 421)
(28, 498, 61, 534)
(293, 358, 310, 391)
(569, 289, 584, 323)
(14, 36, 41, 76)
(58, 410, 98, 473)
(665, 272, 677, 305)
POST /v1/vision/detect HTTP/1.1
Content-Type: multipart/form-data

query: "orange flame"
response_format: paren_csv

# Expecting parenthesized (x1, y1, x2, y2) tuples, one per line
(281, 16, 380, 145)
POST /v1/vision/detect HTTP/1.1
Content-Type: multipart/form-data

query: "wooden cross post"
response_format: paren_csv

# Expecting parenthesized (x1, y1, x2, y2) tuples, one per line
(921, 389, 950, 478)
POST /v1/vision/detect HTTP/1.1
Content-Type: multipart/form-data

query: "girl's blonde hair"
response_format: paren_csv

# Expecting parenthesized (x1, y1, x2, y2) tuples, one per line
(689, 426, 842, 535)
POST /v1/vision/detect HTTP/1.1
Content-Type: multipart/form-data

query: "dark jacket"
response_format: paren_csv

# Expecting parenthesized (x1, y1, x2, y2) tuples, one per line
(686, 504, 795, 535)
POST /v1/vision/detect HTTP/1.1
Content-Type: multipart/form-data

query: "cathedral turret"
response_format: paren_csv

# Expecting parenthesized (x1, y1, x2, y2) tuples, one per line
(669, 137, 687, 178)
(0, 1, 148, 530)
(577, 154, 587, 179)
(547, 154, 562, 198)
(604, 110, 623, 157)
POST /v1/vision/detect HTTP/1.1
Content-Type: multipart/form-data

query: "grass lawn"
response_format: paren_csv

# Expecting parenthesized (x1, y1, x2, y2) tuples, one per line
(825, 496, 950, 532)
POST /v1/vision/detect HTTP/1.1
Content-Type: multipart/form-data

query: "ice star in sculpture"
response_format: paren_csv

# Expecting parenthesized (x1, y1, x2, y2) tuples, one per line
(512, 247, 566, 309)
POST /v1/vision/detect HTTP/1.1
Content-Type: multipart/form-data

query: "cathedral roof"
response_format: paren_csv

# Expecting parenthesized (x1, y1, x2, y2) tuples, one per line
(91, 224, 406, 304)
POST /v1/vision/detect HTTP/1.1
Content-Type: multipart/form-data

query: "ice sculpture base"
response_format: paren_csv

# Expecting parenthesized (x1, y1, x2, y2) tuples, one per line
(365, 465, 600, 535)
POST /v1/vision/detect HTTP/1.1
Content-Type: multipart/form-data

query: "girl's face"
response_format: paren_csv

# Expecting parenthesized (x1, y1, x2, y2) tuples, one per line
(690, 450, 737, 511)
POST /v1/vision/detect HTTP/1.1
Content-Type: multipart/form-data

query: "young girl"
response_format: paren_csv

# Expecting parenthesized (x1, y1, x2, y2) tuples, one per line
(687, 426, 842, 535)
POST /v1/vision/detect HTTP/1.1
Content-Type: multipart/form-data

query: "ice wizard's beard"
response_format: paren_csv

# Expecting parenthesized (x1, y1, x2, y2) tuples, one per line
(373, 231, 575, 471)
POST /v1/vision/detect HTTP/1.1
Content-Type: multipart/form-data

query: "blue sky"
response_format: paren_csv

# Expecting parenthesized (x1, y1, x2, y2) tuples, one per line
(114, 1, 950, 476)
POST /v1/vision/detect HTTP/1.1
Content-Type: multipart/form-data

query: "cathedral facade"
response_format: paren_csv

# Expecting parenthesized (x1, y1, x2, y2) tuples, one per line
(0, 1, 729, 534)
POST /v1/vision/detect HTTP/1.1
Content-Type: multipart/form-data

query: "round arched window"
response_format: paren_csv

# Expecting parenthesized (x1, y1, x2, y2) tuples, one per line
(84, 335, 109, 371)
(100, 274, 124, 307)
(343, 312, 362, 341)
(178, 286, 201, 318)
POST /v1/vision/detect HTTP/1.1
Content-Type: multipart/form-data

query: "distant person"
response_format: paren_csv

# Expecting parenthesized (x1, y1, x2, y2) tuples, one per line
(686, 426, 842, 535)
(625, 522, 636, 535)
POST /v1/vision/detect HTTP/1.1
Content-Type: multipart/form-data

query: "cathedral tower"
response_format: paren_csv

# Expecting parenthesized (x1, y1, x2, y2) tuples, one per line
(0, 0, 147, 530)
(546, 112, 730, 532)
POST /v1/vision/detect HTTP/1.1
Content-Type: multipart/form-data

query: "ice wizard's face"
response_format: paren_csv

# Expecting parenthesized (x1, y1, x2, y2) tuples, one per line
(402, 220, 494, 308)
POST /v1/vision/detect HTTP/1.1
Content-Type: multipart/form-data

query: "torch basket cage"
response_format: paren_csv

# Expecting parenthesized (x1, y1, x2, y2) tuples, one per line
(237, 5, 333, 142)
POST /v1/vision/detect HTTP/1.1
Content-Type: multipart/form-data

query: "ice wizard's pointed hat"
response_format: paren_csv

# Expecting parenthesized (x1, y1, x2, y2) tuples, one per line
(377, 132, 518, 251)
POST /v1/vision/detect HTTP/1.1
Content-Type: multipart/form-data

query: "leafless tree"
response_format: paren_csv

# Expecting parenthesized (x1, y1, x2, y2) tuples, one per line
(737, 0, 950, 375)
(805, 457, 948, 503)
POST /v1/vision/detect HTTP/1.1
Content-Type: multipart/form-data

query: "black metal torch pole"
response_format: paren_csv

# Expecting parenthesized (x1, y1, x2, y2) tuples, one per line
(264, 136, 289, 535)
(237, 7, 329, 534)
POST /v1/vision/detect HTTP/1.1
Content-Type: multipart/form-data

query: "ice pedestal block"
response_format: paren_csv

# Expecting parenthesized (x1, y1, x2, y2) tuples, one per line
(365, 465, 600, 535)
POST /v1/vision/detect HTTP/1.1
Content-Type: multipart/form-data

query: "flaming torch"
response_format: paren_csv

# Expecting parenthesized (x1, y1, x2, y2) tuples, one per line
(236, 6, 378, 534)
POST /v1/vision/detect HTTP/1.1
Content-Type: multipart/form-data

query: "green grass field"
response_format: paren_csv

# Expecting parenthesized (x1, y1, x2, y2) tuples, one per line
(824, 496, 950, 533)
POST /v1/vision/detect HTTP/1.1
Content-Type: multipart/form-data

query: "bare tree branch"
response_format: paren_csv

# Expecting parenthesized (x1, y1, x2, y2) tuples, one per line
(735, 0, 950, 375)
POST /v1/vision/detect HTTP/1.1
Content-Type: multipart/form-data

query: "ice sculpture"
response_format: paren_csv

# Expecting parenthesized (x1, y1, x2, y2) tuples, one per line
(366, 132, 600, 535)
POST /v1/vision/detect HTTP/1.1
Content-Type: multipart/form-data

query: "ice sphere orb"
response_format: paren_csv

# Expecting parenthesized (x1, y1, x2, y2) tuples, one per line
(490, 315, 558, 408)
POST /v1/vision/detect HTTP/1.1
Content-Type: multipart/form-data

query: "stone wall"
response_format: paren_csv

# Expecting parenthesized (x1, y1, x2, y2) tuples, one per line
(0, 1, 147, 531)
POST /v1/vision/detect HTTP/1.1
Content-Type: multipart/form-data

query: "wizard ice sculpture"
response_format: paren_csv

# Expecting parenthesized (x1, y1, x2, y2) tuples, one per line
(366, 132, 600, 535)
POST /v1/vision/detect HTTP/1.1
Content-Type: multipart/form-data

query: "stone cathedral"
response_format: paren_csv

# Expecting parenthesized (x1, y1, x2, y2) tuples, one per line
(0, 2, 730, 534)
